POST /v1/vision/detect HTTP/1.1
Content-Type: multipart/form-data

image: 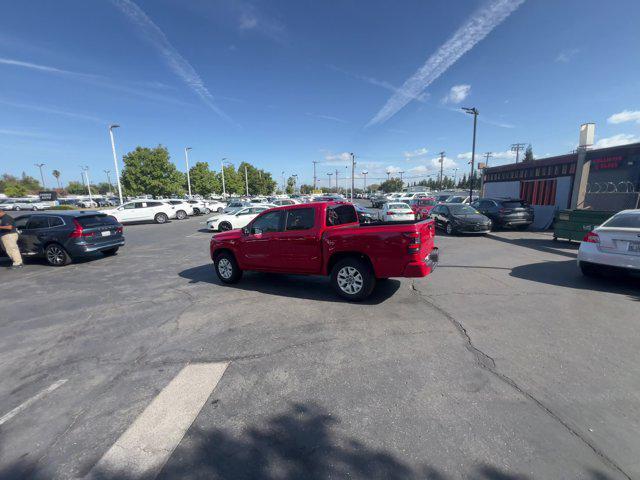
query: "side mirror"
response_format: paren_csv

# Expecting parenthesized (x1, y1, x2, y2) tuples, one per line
(242, 227, 250, 235)
(253, 228, 263, 235)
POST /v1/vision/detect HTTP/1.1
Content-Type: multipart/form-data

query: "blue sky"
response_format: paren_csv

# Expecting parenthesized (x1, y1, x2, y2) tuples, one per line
(1, 0, 640, 188)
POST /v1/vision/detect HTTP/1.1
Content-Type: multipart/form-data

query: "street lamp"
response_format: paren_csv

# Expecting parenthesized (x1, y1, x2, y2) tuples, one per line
(221, 158, 232, 198)
(104, 169, 112, 194)
(109, 124, 123, 205)
(462, 107, 479, 201)
(34, 163, 46, 189)
(350, 153, 356, 202)
(184, 147, 192, 197)
(326, 172, 333, 192)
(80, 165, 93, 203)
(398, 170, 405, 187)
(361, 170, 368, 193)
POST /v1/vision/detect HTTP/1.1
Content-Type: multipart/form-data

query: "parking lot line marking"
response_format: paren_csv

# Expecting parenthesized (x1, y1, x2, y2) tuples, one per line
(0, 378, 67, 426)
(86, 362, 228, 480)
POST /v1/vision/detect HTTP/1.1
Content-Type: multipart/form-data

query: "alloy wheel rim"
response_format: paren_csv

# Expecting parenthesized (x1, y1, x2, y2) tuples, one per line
(47, 246, 64, 265)
(337, 266, 363, 294)
(218, 258, 233, 279)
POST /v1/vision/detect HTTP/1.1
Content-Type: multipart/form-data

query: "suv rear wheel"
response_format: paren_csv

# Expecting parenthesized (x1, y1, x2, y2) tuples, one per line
(580, 262, 601, 278)
(154, 213, 168, 224)
(176, 210, 187, 220)
(45, 244, 71, 266)
(331, 257, 375, 301)
(214, 252, 243, 283)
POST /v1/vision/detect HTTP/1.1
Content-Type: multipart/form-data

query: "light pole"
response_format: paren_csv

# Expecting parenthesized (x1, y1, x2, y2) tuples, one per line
(453, 168, 459, 186)
(438, 152, 445, 190)
(281, 171, 286, 194)
(350, 153, 356, 202)
(511, 143, 526, 164)
(344, 165, 348, 195)
(109, 125, 123, 205)
(244, 166, 250, 196)
(462, 107, 479, 201)
(34, 163, 46, 189)
(104, 169, 112, 194)
(81, 166, 93, 204)
(221, 158, 232, 198)
(399, 170, 405, 188)
(312, 160, 318, 192)
(386, 171, 391, 181)
(185, 147, 192, 197)
(362, 170, 368, 193)
(327, 172, 333, 192)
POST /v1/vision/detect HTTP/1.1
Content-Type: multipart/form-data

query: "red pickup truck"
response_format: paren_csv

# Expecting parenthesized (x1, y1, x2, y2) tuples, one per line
(209, 202, 438, 300)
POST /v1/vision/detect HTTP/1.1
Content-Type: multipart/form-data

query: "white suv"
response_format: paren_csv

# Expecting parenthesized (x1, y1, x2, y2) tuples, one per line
(103, 200, 176, 224)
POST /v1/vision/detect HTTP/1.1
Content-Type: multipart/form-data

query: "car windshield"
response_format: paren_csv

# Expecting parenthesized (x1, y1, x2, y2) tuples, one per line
(389, 203, 410, 210)
(419, 199, 436, 206)
(603, 213, 640, 229)
(449, 205, 478, 215)
(446, 196, 465, 203)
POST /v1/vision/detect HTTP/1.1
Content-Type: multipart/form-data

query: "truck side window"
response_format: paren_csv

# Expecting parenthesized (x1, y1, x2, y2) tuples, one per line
(251, 211, 283, 234)
(326, 205, 357, 226)
(286, 208, 314, 231)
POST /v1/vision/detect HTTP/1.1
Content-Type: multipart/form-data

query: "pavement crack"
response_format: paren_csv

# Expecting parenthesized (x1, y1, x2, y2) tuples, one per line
(410, 280, 632, 480)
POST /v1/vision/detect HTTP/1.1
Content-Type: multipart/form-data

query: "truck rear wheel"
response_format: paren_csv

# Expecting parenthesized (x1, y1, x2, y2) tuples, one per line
(331, 257, 375, 301)
(214, 252, 243, 284)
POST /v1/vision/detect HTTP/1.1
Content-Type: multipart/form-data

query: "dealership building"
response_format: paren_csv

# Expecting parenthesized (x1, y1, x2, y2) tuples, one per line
(482, 141, 640, 216)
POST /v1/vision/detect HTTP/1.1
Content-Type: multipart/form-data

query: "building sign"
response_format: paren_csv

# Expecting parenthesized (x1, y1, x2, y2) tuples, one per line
(592, 156, 623, 170)
(39, 191, 58, 201)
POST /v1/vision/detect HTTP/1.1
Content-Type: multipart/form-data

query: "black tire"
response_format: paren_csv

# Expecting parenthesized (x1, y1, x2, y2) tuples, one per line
(176, 210, 187, 220)
(45, 243, 71, 266)
(214, 251, 243, 284)
(516, 224, 529, 231)
(580, 262, 601, 278)
(330, 257, 376, 301)
(14, 206, 21, 211)
(154, 213, 168, 224)
(219, 221, 232, 231)
(445, 223, 454, 235)
(193, 208, 201, 215)
(203, 208, 211, 215)
(102, 247, 119, 256)
(217, 207, 224, 213)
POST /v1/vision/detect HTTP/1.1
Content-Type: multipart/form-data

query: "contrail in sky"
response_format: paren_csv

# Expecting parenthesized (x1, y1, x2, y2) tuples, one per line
(110, 0, 234, 124)
(367, 0, 525, 127)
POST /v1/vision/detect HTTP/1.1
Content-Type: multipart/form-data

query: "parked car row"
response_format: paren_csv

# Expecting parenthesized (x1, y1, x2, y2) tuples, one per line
(0, 198, 49, 211)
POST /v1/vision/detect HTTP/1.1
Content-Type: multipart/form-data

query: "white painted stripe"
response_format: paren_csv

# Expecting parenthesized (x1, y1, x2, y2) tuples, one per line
(0, 378, 67, 426)
(86, 362, 228, 480)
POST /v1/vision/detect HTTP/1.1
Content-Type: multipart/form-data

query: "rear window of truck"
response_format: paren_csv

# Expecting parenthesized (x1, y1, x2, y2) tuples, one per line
(76, 215, 118, 227)
(326, 205, 357, 226)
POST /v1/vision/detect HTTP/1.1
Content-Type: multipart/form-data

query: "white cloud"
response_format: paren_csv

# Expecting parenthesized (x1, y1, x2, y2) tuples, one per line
(0, 99, 106, 124)
(430, 156, 457, 170)
(607, 110, 640, 125)
(110, 0, 233, 123)
(306, 113, 348, 124)
(0, 128, 55, 139)
(403, 147, 429, 159)
(408, 165, 432, 175)
(555, 48, 580, 63)
(594, 133, 639, 149)
(322, 152, 351, 165)
(0, 57, 97, 79)
(385, 165, 402, 174)
(367, 0, 525, 127)
(239, 13, 258, 30)
(442, 84, 471, 104)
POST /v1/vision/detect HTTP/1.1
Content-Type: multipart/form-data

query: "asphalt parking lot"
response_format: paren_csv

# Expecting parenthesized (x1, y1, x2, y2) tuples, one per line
(1, 210, 639, 479)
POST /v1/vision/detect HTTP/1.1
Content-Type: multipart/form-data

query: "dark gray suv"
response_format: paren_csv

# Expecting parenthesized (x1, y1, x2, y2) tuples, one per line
(11, 212, 125, 266)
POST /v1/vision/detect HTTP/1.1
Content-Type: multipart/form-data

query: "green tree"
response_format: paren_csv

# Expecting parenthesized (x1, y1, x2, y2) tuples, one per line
(218, 164, 244, 195)
(66, 181, 87, 195)
(20, 173, 41, 192)
(121, 146, 185, 197)
(285, 176, 296, 194)
(4, 183, 27, 197)
(379, 178, 404, 193)
(523, 145, 534, 162)
(52, 170, 62, 189)
(237, 162, 277, 196)
(299, 184, 314, 194)
(189, 162, 220, 196)
(96, 182, 112, 195)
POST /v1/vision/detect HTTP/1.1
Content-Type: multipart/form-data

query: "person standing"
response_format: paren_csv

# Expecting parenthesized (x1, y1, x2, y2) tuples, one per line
(0, 210, 23, 269)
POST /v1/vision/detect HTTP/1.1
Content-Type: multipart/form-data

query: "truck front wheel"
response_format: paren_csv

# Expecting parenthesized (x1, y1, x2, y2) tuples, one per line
(214, 252, 243, 284)
(331, 258, 375, 301)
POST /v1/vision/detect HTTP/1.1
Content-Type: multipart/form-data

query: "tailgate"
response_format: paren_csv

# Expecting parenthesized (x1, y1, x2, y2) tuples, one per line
(413, 219, 436, 258)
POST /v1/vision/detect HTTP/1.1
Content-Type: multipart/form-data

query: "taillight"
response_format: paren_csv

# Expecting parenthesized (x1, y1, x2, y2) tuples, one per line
(116, 226, 123, 234)
(387, 211, 394, 215)
(68, 219, 95, 238)
(583, 231, 600, 243)
(404, 231, 421, 254)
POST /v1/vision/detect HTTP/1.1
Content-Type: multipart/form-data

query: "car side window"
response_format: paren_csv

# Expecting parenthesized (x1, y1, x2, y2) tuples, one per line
(326, 205, 357, 226)
(14, 216, 30, 229)
(147, 201, 163, 207)
(251, 211, 283, 234)
(27, 216, 49, 229)
(123, 203, 136, 209)
(48, 217, 64, 227)
(480, 200, 493, 208)
(237, 208, 251, 216)
(286, 208, 314, 231)
(442, 206, 450, 216)
(134, 202, 145, 209)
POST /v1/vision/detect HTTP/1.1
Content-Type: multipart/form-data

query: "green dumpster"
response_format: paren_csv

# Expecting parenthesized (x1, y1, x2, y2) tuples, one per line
(553, 209, 615, 242)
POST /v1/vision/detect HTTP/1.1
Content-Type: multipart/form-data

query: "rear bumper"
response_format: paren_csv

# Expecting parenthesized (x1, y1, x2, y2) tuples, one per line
(455, 225, 491, 234)
(577, 242, 640, 271)
(402, 247, 439, 277)
(499, 216, 533, 226)
(71, 238, 125, 254)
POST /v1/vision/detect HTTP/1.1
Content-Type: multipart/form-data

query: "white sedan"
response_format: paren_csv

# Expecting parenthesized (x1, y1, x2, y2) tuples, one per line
(378, 202, 416, 222)
(578, 209, 640, 277)
(206, 205, 274, 231)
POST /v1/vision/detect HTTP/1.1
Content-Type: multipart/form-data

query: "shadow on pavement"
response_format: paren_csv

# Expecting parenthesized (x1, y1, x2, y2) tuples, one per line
(485, 233, 578, 259)
(179, 264, 401, 305)
(0, 402, 619, 479)
(510, 259, 640, 301)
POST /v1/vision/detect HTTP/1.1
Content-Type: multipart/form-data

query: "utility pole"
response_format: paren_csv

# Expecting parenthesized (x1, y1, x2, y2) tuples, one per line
(399, 170, 405, 189)
(245, 166, 249, 196)
(511, 143, 527, 164)
(362, 170, 368, 193)
(438, 152, 445, 190)
(184, 147, 193, 197)
(108, 124, 123, 205)
(350, 153, 356, 202)
(104, 169, 112, 194)
(34, 163, 46, 189)
(463, 107, 479, 200)
(344, 165, 348, 196)
(327, 172, 333, 191)
(453, 168, 459, 186)
(484, 152, 493, 167)
(221, 158, 230, 198)
(312, 160, 318, 192)
(334, 169, 339, 192)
